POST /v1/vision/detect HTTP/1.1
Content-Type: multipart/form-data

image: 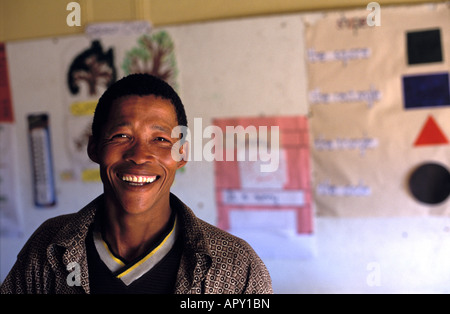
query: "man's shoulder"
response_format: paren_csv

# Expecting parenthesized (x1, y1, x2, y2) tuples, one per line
(186, 215, 273, 294)
(17, 197, 99, 259)
(29, 212, 81, 240)
(194, 218, 258, 258)
(171, 194, 259, 259)
(15, 213, 74, 263)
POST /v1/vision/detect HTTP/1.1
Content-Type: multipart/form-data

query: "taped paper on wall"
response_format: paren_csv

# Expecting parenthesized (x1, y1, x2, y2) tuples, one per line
(213, 115, 314, 258)
(0, 43, 21, 237)
(305, 3, 450, 217)
(0, 124, 22, 237)
(0, 43, 14, 123)
(214, 116, 312, 234)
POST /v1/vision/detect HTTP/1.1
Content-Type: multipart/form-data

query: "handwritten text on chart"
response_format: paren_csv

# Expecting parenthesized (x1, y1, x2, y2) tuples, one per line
(316, 180, 371, 197)
(222, 189, 305, 207)
(85, 21, 152, 38)
(336, 16, 369, 32)
(309, 86, 381, 108)
(314, 135, 378, 156)
(307, 48, 371, 66)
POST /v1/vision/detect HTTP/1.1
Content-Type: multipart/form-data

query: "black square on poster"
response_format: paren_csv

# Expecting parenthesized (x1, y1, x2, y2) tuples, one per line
(407, 29, 443, 65)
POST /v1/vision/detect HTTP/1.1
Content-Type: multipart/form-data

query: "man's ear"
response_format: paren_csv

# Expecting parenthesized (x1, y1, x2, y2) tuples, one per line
(87, 136, 100, 164)
(176, 141, 189, 169)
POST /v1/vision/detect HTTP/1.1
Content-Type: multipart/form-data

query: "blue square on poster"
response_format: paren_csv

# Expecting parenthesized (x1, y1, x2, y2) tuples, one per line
(403, 73, 450, 109)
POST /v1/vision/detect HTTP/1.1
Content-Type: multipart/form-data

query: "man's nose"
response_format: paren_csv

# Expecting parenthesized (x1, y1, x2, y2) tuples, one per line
(124, 140, 154, 165)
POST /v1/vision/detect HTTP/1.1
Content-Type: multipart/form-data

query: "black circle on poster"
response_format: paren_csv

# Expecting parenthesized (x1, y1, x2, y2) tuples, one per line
(409, 162, 450, 205)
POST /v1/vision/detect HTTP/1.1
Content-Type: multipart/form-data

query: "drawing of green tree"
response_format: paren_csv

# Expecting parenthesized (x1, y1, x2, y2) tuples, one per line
(122, 31, 178, 89)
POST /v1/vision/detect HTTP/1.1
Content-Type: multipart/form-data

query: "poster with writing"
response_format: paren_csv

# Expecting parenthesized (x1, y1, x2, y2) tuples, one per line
(213, 116, 314, 258)
(305, 3, 450, 217)
(213, 116, 314, 257)
(214, 116, 312, 234)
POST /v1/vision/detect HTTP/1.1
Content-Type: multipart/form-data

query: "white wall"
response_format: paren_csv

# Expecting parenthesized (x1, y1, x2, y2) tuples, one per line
(1, 35, 104, 281)
(1, 10, 450, 293)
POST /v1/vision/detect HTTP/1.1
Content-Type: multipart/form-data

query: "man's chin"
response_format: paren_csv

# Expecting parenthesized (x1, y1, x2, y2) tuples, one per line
(103, 175, 173, 214)
(112, 189, 167, 215)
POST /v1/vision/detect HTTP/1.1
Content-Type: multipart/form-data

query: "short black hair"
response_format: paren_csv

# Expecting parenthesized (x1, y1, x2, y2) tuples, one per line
(91, 73, 187, 143)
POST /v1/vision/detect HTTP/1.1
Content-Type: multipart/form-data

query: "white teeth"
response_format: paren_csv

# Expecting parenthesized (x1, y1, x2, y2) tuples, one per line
(121, 175, 157, 184)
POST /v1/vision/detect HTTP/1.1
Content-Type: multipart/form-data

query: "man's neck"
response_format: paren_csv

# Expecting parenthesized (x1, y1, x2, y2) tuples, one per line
(101, 197, 172, 262)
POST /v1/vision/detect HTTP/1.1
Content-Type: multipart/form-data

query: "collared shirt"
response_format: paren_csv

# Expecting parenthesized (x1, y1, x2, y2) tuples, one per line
(0, 193, 273, 294)
(86, 210, 182, 293)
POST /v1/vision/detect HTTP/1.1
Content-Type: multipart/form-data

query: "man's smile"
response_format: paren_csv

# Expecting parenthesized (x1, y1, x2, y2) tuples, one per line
(118, 173, 160, 186)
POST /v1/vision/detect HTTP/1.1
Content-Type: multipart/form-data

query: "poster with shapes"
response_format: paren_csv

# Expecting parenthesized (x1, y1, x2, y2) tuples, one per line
(213, 116, 314, 258)
(305, 3, 450, 217)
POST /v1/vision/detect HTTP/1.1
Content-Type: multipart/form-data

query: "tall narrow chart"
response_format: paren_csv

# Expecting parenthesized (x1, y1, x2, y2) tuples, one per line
(305, 3, 450, 217)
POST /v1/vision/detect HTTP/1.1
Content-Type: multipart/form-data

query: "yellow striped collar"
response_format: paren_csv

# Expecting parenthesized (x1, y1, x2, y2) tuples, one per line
(93, 216, 178, 286)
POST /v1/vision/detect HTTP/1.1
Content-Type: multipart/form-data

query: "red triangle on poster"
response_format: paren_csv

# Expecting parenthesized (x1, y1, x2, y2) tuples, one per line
(414, 115, 449, 146)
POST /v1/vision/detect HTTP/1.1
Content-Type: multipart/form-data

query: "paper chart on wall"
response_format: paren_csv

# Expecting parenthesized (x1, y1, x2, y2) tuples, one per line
(0, 43, 22, 237)
(0, 124, 22, 237)
(214, 116, 314, 258)
(305, 3, 450, 217)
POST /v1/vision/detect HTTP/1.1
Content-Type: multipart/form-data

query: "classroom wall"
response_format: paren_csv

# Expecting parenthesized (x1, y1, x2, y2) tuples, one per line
(0, 0, 441, 41)
(161, 10, 450, 293)
(1, 1, 450, 293)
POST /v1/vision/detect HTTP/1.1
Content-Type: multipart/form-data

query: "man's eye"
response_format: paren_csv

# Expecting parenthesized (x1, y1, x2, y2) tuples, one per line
(155, 137, 171, 143)
(111, 134, 129, 140)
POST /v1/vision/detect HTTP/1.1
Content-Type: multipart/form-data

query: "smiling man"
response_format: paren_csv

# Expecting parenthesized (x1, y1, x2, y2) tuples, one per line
(0, 74, 272, 294)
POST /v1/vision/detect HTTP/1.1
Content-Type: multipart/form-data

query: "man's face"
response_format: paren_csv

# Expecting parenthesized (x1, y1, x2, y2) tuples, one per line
(89, 95, 187, 215)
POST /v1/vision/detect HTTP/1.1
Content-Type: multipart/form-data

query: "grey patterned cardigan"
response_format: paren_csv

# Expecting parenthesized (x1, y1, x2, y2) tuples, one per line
(0, 193, 272, 294)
